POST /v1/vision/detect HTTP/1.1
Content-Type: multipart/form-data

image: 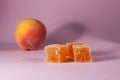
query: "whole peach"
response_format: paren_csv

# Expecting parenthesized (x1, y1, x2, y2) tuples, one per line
(15, 18, 47, 50)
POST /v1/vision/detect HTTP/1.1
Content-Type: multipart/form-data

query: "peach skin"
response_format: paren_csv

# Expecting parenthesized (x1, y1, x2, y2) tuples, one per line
(15, 18, 47, 51)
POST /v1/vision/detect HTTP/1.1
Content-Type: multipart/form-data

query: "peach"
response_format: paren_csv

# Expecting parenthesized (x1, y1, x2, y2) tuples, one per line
(15, 18, 47, 50)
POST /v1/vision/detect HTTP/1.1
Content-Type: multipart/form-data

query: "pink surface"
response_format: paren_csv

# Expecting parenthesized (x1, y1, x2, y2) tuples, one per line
(0, 0, 120, 80)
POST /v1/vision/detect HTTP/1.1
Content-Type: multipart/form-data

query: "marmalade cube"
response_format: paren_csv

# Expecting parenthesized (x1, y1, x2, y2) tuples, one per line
(66, 42, 85, 60)
(73, 45, 92, 63)
(44, 44, 68, 63)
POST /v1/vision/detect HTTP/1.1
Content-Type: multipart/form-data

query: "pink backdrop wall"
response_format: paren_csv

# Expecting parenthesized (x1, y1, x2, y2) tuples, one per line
(0, 0, 120, 43)
(0, 1, 120, 80)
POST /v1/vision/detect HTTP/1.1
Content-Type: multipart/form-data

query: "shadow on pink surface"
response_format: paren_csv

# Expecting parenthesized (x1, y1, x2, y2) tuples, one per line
(92, 27, 120, 44)
(92, 47, 120, 62)
(0, 43, 19, 51)
(0, 42, 44, 51)
(45, 22, 87, 45)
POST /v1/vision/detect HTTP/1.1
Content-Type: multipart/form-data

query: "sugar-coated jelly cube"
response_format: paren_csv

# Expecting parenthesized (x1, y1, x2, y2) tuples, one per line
(66, 42, 85, 60)
(73, 45, 92, 62)
(44, 44, 68, 63)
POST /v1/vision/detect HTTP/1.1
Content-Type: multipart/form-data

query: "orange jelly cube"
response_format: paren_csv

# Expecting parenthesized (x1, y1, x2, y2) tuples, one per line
(44, 44, 68, 63)
(73, 45, 92, 62)
(66, 42, 85, 60)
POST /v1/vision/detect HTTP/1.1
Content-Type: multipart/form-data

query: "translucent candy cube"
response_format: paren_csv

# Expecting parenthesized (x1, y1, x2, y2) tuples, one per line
(44, 44, 68, 63)
(73, 45, 92, 62)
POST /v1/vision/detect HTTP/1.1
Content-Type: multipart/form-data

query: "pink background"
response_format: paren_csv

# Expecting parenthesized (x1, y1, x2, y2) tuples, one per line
(0, 0, 120, 80)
